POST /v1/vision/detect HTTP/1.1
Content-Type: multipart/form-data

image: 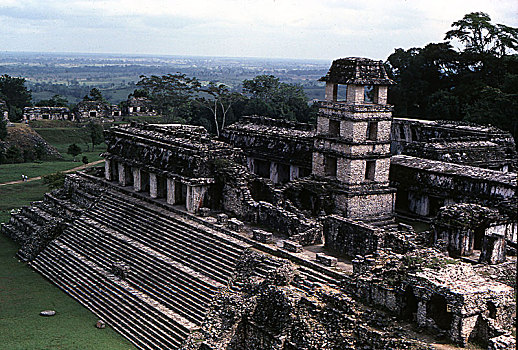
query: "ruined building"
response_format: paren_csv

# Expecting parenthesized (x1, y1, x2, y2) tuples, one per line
(125, 96, 157, 116)
(23, 106, 74, 121)
(2, 57, 516, 350)
(74, 100, 121, 121)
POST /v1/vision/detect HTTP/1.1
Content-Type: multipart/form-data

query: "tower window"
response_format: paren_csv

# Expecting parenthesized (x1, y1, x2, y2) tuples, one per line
(329, 119, 340, 136)
(364, 85, 375, 103)
(365, 160, 375, 181)
(324, 156, 337, 177)
(366, 122, 378, 141)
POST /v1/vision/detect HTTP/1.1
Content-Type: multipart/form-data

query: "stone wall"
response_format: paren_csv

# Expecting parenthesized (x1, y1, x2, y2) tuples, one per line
(391, 118, 517, 172)
(23, 107, 73, 121)
(323, 215, 384, 257)
(390, 155, 517, 219)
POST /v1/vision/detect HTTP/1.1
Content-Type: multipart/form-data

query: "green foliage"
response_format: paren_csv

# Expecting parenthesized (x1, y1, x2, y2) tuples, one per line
(0, 74, 32, 121)
(386, 13, 518, 141)
(67, 143, 82, 160)
(4, 145, 23, 163)
(445, 12, 518, 56)
(137, 73, 201, 121)
(83, 87, 105, 102)
(87, 121, 104, 150)
(242, 75, 316, 123)
(35, 94, 69, 107)
(42, 171, 66, 190)
(403, 254, 458, 271)
(0, 117, 7, 140)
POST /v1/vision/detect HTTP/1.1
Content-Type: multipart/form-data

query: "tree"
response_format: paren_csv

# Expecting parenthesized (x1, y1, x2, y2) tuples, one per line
(0, 75, 32, 121)
(82, 156, 89, 165)
(445, 12, 518, 56)
(242, 75, 315, 122)
(0, 118, 7, 140)
(137, 73, 200, 122)
(83, 88, 105, 102)
(87, 122, 104, 150)
(42, 172, 65, 190)
(35, 94, 69, 107)
(67, 143, 82, 161)
(196, 82, 244, 136)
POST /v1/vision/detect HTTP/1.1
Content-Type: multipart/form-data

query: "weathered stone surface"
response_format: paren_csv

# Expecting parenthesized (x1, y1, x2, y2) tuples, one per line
(96, 320, 106, 329)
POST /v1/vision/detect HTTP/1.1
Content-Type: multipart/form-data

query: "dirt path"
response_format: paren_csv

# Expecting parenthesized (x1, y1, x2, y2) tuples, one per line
(0, 160, 104, 187)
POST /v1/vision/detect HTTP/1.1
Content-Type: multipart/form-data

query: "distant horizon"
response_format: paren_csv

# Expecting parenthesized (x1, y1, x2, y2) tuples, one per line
(0, 50, 332, 63)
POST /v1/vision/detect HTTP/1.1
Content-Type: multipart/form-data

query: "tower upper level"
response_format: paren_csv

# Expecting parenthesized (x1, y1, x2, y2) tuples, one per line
(319, 57, 394, 105)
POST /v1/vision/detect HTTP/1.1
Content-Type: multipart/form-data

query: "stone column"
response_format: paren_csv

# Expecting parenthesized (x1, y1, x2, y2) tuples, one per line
(416, 301, 427, 328)
(289, 165, 299, 181)
(118, 163, 127, 186)
(479, 234, 506, 264)
(132, 167, 141, 192)
(269, 162, 279, 183)
(105, 159, 112, 181)
(186, 185, 207, 213)
(246, 157, 255, 174)
(149, 173, 158, 198)
(166, 178, 176, 205)
(325, 82, 337, 102)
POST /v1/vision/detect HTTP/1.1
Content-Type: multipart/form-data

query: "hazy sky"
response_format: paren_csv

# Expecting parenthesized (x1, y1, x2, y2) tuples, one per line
(0, 0, 516, 60)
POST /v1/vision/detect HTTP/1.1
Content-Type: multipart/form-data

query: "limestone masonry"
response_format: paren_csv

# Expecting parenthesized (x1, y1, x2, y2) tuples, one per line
(2, 57, 516, 350)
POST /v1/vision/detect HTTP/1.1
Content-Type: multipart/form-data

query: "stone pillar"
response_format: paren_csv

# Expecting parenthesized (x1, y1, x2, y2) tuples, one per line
(346, 84, 364, 104)
(149, 173, 158, 198)
(105, 159, 112, 181)
(166, 178, 176, 205)
(416, 301, 427, 328)
(132, 167, 141, 192)
(289, 165, 300, 181)
(325, 82, 337, 102)
(269, 162, 279, 183)
(186, 185, 208, 213)
(448, 228, 474, 257)
(118, 163, 127, 186)
(479, 234, 506, 264)
(246, 157, 255, 174)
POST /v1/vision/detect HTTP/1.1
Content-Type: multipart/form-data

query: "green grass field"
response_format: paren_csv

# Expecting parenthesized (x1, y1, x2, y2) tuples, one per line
(0, 181, 135, 349)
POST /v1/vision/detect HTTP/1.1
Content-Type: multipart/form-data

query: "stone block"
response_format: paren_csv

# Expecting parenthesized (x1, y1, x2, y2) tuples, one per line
(199, 207, 210, 217)
(228, 218, 244, 232)
(316, 253, 338, 267)
(216, 213, 228, 224)
(253, 229, 272, 243)
(283, 240, 303, 253)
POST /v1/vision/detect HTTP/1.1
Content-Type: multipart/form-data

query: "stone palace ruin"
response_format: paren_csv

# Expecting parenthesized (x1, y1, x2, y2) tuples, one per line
(2, 58, 516, 350)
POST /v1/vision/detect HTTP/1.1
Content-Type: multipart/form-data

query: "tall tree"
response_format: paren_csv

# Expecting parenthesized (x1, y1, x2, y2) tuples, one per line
(242, 75, 315, 123)
(87, 121, 104, 150)
(67, 143, 82, 161)
(0, 75, 32, 121)
(445, 12, 518, 56)
(83, 88, 106, 102)
(196, 82, 243, 136)
(137, 73, 200, 122)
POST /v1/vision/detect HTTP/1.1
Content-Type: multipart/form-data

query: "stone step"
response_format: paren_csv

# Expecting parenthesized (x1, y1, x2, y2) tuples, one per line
(95, 200, 242, 269)
(87, 204, 239, 280)
(61, 223, 213, 324)
(32, 242, 192, 349)
(85, 208, 233, 286)
(103, 192, 246, 258)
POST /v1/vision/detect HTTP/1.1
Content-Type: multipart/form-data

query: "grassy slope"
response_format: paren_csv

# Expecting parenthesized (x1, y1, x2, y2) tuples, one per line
(0, 126, 106, 183)
(0, 181, 134, 349)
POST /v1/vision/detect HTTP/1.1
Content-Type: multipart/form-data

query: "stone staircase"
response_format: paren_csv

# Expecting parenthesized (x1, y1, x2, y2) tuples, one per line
(29, 189, 251, 349)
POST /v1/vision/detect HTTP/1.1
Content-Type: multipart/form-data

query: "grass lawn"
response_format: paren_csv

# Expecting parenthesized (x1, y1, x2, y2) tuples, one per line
(0, 161, 79, 183)
(0, 181, 134, 349)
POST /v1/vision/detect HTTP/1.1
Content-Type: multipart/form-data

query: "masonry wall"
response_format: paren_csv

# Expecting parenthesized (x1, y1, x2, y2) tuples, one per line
(323, 215, 384, 257)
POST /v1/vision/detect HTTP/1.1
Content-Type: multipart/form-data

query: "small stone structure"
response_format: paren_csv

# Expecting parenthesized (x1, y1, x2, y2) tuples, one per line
(125, 97, 157, 116)
(74, 100, 116, 121)
(1, 99, 9, 121)
(23, 107, 73, 121)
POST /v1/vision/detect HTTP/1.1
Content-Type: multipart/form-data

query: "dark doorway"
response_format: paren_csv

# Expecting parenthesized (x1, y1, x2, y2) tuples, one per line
(255, 159, 270, 179)
(427, 294, 452, 330)
(395, 189, 410, 213)
(90, 111, 97, 117)
(474, 227, 485, 250)
(140, 171, 150, 193)
(401, 286, 418, 321)
(278, 163, 291, 184)
(428, 196, 444, 217)
(175, 182, 187, 205)
(324, 156, 337, 177)
(329, 119, 340, 136)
